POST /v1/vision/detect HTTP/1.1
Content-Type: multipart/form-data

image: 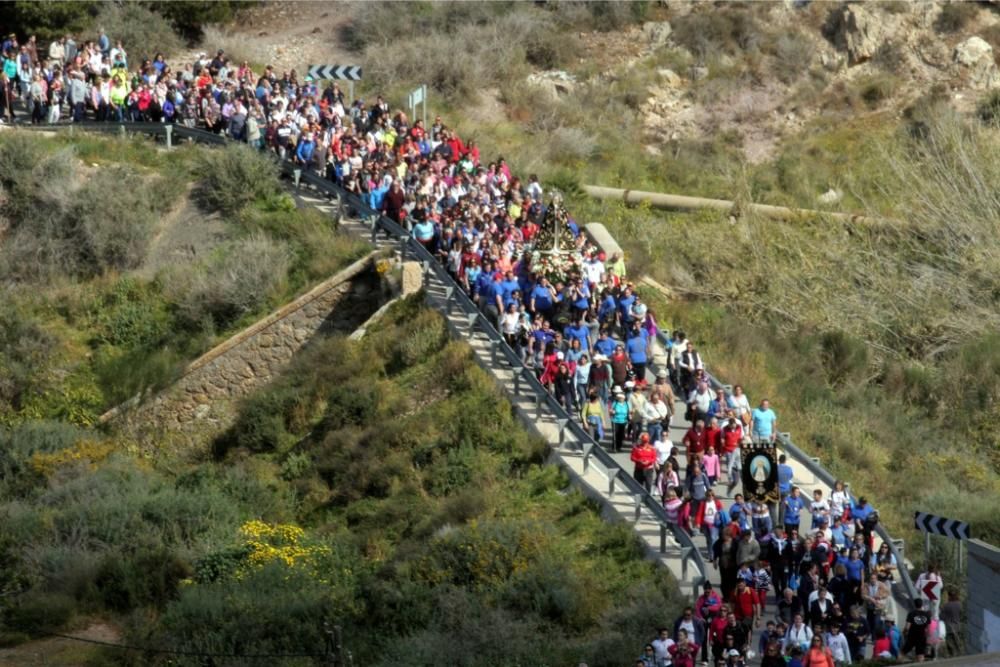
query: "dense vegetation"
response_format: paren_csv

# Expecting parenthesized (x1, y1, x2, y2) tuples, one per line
(0, 132, 367, 424)
(5, 0, 253, 43)
(0, 297, 683, 665)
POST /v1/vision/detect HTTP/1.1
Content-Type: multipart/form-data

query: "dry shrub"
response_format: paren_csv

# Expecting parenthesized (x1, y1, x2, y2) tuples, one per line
(195, 143, 279, 216)
(671, 6, 764, 61)
(169, 234, 291, 329)
(359, 9, 578, 102)
(770, 30, 815, 83)
(200, 24, 274, 68)
(934, 2, 979, 33)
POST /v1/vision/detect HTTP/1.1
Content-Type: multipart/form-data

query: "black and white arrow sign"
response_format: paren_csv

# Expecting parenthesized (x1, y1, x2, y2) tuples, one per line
(914, 511, 970, 541)
(307, 65, 362, 81)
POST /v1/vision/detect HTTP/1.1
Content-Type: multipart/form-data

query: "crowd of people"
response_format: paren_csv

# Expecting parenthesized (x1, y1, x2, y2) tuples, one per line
(1, 26, 965, 667)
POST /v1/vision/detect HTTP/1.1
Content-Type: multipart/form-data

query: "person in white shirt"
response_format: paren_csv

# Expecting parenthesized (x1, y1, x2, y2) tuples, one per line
(651, 626, 675, 665)
(825, 624, 852, 665)
(583, 253, 605, 287)
(526, 173, 543, 201)
(785, 614, 813, 653)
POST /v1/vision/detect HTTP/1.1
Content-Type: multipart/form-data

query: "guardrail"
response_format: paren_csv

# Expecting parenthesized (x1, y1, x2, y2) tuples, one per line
(652, 329, 919, 608)
(9, 121, 711, 596)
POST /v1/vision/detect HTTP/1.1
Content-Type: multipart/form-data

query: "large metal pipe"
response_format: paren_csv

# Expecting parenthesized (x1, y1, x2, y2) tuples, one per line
(583, 184, 887, 227)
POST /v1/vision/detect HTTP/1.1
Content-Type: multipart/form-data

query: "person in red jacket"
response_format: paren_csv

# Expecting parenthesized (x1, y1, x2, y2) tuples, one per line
(729, 579, 759, 633)
(630, 434, 657, 493)
(683, 419, 709, 459)
(709, 605, 733, 666)
(695, 582, 725, 664)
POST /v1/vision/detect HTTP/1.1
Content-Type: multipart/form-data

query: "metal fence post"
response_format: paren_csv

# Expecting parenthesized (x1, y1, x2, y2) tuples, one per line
(557, 418, 568, 448)
(164, 124, 173, 149)
(513, 368, 521, 395)
(681, 546, 692, 579)
(535, 393, 544, 420)
(490, 339, 500, 365)
(660, 524, 668, 553)
(293, 168, 302, 189)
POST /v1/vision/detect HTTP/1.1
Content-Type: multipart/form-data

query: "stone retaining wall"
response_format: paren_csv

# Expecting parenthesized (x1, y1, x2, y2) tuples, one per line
(109, 252, 380, 444)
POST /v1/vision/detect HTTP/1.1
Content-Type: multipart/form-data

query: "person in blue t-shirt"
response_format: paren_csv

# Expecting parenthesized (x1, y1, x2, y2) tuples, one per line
(618, 287, 636, 330)
(480, 274, 504, 323)
(530, 277, 556, 318)
(594, 329, 617, 358)
(564, 319, 591, 352)
(625, 324, 649, 379)
(598, 291, 617, 325)
(499, 271, 520, 307)
(567, 277, 590, 317)
(751, 399, 778, 443)
(783, 486, 804, 535)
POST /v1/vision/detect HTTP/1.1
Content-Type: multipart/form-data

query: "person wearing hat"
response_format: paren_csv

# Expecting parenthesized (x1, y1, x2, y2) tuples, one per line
(724, 647, 747, 667)
(610, 387, 629, 452)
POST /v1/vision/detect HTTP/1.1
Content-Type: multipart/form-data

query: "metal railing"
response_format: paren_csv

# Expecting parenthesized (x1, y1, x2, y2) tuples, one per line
(652, 329, 919, 608)
(10, 121, 711, 596)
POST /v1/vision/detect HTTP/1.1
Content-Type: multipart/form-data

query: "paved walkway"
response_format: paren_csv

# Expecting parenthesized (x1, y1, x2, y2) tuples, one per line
(294, 186, 904, 628)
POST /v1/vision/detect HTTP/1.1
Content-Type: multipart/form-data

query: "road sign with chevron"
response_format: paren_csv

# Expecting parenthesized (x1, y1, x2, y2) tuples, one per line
(914, 511, 970, 540)
(307, 65, 362, 81)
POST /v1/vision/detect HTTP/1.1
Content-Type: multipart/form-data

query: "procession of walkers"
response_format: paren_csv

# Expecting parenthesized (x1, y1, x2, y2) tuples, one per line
(1, 24, 963, 667)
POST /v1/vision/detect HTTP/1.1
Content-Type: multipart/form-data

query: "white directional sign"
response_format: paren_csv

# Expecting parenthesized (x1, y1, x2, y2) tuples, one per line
(307, 65, 362, 81)
(408, 85, 425, 107)
(914, 511, 970, 540)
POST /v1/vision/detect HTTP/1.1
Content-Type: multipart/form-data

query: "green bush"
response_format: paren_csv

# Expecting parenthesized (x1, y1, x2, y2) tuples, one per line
(5, 592, 75, 635)
(0, 303, 57, 417)
(194, 144, 280, 216)
(4, 1, 97, 41)
(147, 564, 334, 662)
(95, 2, 183, 59)
(95, 547, 191, 612)
(977, 89, 1000, 125)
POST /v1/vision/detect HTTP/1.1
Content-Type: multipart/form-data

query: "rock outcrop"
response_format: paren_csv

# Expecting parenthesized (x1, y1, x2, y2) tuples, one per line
(953, 36, 1000, 89)
(830, 4, 883, 66)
